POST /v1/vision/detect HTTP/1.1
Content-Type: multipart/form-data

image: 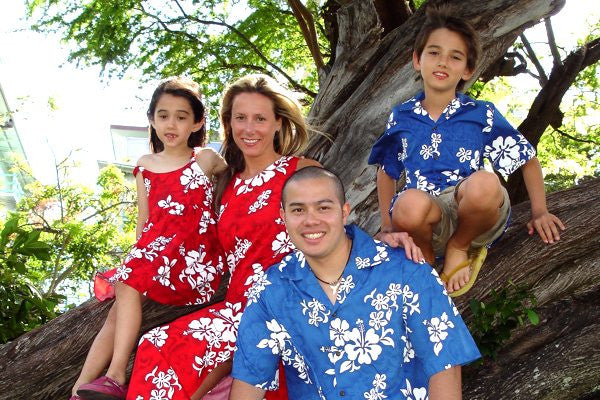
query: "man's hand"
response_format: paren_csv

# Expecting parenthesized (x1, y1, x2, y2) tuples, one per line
(527, 211, 565, 244)
(375, 231, 425, 264)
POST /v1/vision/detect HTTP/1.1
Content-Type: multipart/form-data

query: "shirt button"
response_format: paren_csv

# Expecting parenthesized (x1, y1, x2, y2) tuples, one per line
(340, 390, 346, 396)
(433, 153, 439, 160)
(332, 312, 337, 318)
(335, 351, 341, 356)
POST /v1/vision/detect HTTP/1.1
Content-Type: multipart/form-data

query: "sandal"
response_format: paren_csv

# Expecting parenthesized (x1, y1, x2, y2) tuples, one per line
(69, 396, 82, 400)
(440, 247, 487, 298)
(77, 376, 127, 400)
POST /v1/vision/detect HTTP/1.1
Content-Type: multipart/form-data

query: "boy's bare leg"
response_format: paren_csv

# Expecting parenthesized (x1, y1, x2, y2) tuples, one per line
(391, 189, 442, 264)
(444, 171, 503, 293)
(190, 361, 232, 400)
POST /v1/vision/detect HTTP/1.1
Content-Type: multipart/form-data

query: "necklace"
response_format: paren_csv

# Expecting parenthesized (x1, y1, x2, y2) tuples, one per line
(311, 268, 344, 294)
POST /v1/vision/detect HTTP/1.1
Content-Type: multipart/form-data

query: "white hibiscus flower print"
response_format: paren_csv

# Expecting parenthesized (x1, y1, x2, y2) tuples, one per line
(482, 105, 494, 133)
(423, 312, 455, 356)
(257, 319, 291, 355)
(272, 231, 293, 256)
(420, 144, 434, 160)
(141, 325, 169, 348)
(180, 163, 208, 193)
(485, 136, 522, 175)
(456, 147, 472, 162)
(343, 325, 383, 367)
(158, 195, 184, 215)
(154, 256, 176, 290)
(400, 378, 428, 400)
(386, 111, 396, 130)
(330, 318, 350, 347)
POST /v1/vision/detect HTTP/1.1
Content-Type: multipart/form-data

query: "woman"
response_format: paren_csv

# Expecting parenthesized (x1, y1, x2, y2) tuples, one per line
(125, 74, 320, 400)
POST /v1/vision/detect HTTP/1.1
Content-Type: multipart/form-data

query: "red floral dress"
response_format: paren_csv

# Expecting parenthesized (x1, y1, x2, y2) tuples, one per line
(126, 156, 299, 400)
(94, 152, 224, 306)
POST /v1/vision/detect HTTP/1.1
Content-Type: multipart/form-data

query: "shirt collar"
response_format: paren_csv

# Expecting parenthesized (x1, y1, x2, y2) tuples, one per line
(396, 91, 476, 115)
(279, 224, 391, 282)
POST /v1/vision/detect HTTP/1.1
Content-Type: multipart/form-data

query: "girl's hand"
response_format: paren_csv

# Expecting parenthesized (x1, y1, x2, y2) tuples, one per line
(375, 231, 425, 264)
(527, 211, 565, 244)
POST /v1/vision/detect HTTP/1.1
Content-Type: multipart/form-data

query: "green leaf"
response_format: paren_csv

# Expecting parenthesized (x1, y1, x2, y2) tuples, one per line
(526, 309, 540, 325)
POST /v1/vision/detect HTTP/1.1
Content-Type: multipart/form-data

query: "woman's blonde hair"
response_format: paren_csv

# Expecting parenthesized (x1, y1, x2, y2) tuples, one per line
(215, 74, 310, 207)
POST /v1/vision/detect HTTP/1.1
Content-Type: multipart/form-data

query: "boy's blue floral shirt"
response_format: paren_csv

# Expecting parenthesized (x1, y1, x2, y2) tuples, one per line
(232, 225, 481, 399)
(368, 91, 536, 195)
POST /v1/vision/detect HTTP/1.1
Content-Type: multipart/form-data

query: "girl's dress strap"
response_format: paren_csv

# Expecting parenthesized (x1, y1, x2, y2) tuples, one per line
(133, 166, 144, 177)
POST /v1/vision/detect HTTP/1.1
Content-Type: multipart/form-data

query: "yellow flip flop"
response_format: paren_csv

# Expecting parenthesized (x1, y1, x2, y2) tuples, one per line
(440, 247, 488, 297)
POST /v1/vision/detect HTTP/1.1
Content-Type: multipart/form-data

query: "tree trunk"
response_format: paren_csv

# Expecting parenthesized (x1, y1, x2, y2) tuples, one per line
(9, 0, 600, 399)
(306, 0, 566, 233)
(0, 281, 229, 400)
(1, 178, 598, 400)
(459, 177, 600, 400)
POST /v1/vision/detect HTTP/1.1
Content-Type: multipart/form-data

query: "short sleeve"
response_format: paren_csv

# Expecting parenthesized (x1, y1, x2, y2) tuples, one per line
(133, 166, 141, 177)
(482, 104, 536, 177)
(403, 266, 481, 380)
(368, 110, 405, 180)
(232, 293, 281, 388)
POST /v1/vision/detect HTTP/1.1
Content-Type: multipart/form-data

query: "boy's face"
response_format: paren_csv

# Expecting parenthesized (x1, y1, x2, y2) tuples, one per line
(280, 177, 350, 265)
(413, 27, 474, 94)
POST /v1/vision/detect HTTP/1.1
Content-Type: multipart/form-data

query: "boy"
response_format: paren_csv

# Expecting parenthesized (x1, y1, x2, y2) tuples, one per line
(368, 6, 564, 295)
(230, 167, 480, 400)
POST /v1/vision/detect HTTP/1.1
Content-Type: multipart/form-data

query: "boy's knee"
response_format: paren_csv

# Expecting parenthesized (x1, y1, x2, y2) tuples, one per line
(392, 189, 433, 229)
(462, 171, 502, 209)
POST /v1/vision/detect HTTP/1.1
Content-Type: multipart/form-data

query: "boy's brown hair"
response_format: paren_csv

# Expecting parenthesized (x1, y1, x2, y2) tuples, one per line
(413, 4, 481, 89)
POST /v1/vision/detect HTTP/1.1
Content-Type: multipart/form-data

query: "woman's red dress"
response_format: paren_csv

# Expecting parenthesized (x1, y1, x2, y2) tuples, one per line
(126, 156, 299, 400)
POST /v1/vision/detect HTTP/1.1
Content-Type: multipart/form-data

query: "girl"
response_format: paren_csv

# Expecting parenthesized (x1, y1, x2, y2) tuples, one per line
(124, 74, 320, 400)
(72, 77, 226, 400)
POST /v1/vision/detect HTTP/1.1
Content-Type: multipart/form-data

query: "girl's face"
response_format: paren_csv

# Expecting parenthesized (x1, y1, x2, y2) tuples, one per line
(230, 92, 282, 161)
(150, 93, 203, 150)
(413, 28, 474, 95)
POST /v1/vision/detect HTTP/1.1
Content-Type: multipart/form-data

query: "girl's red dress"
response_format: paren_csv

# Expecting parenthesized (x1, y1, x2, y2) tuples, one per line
(94, 152, 224, 306)
(125, 156, 299, 400)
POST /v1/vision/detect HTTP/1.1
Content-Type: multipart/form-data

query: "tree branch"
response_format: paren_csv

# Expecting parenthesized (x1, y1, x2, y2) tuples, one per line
(287, 0, 326, 76)
(169, 0, 317, 97)
(81, 201, 135, 223)
(520, 33, 548, 85)
(553, 127, 600, 145)
(544, 18, 562, 67)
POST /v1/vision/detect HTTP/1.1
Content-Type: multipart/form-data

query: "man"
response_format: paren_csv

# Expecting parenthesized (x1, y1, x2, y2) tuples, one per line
(230, 166, 481, 399)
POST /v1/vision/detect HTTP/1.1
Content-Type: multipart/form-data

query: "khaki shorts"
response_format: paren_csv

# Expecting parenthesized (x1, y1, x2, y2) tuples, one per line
(430, 183, 511, 257)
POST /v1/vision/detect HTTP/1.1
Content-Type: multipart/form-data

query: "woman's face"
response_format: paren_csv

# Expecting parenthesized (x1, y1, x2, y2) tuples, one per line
(230, 92, 282, 161)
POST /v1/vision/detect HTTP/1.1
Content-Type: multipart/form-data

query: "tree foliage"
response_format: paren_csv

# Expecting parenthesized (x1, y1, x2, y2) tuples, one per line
(0, 213, 60, 343)
(4, 156, 136, 315)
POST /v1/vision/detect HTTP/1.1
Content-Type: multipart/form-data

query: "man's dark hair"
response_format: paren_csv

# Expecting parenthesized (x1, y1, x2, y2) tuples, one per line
(413, 4, 481, 90)
(281, 166, 346, 207)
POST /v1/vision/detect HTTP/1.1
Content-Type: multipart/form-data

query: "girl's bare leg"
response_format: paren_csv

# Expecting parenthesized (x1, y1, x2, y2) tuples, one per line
(71, 303, 117, 395)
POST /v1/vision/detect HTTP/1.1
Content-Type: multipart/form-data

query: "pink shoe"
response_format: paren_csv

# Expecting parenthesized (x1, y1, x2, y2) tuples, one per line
(77, 376, 127, 400)
(69, 396, 82, 400)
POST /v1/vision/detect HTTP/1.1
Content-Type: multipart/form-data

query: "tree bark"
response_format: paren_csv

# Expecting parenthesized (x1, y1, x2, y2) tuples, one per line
(10, 1, 600, 399)
(459, 177, 600, 400)
(1, 178, 598, 400)
(305, 0, 566, 234)
(0, 281, 229, 400)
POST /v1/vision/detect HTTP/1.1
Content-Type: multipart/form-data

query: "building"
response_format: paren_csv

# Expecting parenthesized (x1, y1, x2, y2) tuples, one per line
(0, 82, 30, 210)
(98, 124, 221, 180)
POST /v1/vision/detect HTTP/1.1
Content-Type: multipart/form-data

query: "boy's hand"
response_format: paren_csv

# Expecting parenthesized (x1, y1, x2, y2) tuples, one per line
(375, 231, 425, 264)
(527, 211, 565, 244)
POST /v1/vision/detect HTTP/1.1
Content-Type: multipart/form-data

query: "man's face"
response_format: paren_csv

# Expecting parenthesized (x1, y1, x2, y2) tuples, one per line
(281, 177, 350, 264)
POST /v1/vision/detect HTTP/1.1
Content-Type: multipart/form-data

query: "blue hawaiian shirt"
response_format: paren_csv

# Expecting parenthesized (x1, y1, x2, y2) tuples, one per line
(368, 91, 536, 195)
(232, 225, 481, 399)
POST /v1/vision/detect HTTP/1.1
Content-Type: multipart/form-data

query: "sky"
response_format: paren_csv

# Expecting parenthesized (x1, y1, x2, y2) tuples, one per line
(0, 0, 598, 186)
